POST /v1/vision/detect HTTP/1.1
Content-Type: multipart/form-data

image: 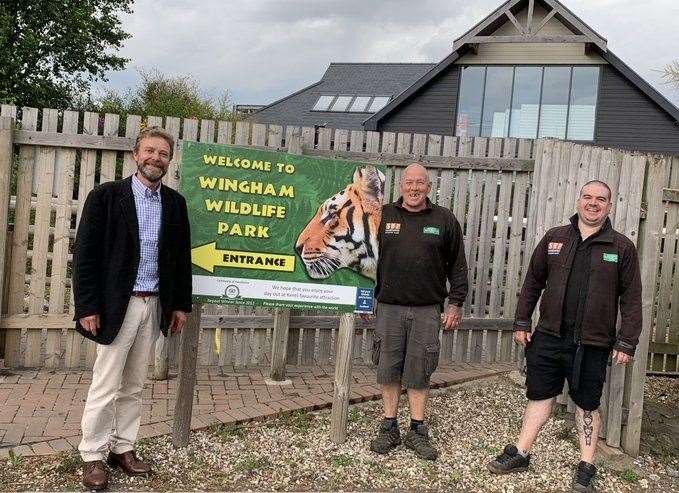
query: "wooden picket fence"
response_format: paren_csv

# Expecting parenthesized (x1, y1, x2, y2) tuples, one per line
(0, 104, 537, 371)
(1, 104, 678, 456)
(647, 161, 679, 375)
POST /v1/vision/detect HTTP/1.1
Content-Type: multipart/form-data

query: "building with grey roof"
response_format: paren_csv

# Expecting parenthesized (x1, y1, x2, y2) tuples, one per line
(249, 63, 435, 130)
(251, 0, 679, 156)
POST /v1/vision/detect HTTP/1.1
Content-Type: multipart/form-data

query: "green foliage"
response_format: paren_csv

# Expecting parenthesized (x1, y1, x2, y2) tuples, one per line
(54, 453, 81, 474)
(279, 410, 313, 433)
(93, 70, 239, 122)
(7, 450, 23, 467)
(449, 470, 463, 484)
(619, 469, 640, 482)
(556, 424, 574, 441)
(0, 0, 132, 108)
(234, 455, 271, 473)
(330, 454, 354, 467)
(347, 407, 367, 424)
(212, 423, 246, 441)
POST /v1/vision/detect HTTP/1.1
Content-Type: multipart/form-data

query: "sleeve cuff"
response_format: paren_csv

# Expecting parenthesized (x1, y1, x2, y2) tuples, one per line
(513, 320, 531, 332)
(614, 340, 636, 356)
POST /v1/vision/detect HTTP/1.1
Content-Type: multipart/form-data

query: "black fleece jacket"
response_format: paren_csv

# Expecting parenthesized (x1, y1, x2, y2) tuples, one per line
(376, 198, 468, 309)
(514, 215, 642, 356)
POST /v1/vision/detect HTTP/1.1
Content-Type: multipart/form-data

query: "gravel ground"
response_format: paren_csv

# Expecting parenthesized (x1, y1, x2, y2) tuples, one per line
(645, 376, 679, 408)
(1, 376, 677, 492)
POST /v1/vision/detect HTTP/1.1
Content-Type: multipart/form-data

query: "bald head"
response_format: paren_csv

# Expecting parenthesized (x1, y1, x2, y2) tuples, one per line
(402, 163, 430, 184)
(400, 162, 431, 212)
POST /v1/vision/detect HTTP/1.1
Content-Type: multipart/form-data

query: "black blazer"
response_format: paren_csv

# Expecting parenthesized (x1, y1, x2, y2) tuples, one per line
(73, 176, 193, 344)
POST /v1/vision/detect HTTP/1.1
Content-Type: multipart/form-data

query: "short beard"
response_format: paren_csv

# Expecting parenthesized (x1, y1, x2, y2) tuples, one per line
(137, 162, 166, 183)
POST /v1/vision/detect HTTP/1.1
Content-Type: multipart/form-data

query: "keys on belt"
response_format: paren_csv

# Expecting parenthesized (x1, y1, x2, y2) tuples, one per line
(131, 291, 158, 297)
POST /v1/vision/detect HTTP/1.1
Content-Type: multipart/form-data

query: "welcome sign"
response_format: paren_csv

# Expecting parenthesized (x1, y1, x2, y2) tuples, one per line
(180, 141, 386, 313)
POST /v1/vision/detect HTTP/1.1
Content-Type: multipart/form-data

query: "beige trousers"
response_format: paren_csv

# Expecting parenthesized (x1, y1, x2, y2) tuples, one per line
(79, 296, 160, 461)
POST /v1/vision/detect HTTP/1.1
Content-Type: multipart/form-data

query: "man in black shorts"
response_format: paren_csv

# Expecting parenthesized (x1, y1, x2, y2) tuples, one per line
(487, 180, 642, 492)
(368, 163, 468, 460)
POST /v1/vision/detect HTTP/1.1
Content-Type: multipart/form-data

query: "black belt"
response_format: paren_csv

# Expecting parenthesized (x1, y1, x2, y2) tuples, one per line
(131, 291, 158, 297)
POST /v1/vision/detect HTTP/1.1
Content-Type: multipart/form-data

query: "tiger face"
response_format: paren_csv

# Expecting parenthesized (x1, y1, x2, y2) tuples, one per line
(296, 165, 385, 281)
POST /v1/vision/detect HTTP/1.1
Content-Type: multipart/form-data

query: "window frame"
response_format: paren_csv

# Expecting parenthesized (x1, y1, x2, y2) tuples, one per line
(311, 95, 337, 112)
(366, 95, 392, 113)
(453, 64, 603, 142)
(347, 95, 373, 113)
(328, 95, 354, 112)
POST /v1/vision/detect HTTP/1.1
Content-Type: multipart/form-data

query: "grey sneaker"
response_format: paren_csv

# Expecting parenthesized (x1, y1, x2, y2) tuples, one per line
(572, 461, 597, 492)
(403, 424, 438, 460)
(370, 421, 401, 454)
(487, 444, 531, 474)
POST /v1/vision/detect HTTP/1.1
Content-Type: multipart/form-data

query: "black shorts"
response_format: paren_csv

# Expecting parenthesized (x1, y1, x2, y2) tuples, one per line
(525, 330, 609, 411)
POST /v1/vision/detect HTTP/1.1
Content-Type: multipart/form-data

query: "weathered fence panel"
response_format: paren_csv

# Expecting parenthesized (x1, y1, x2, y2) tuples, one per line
(0, 107, 535, 370)
(0, 107, 671, 456)
(647, 156, 679, 375)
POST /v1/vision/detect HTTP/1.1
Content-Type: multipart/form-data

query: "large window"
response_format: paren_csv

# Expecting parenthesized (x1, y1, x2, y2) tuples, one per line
(456, 66, 485, 137)
(538, 67, 571, 139)
(456, 65, 600, 140)
(509, 67, 542, 138)
(482, 67, 514, 137)
(567, 67, 599, 141)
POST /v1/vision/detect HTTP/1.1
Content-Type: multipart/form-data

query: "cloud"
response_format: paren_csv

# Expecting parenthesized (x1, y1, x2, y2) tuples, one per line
(99, 0, 679, 106)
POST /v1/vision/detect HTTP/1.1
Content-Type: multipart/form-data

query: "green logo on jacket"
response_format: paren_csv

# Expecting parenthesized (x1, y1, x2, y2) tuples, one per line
(423, 226, 440, 235)
(603, 253, 618, 263)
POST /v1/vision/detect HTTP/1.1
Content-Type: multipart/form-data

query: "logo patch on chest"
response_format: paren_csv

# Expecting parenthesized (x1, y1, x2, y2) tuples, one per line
(603, 253, 618, 263)
(385, 222, 401, 234)
(547, 242, 563, 255)
(423, 226, 440, 235)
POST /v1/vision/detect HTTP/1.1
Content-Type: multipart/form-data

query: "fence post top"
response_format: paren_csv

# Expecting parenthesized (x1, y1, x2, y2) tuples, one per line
(0, 116, 15, 130)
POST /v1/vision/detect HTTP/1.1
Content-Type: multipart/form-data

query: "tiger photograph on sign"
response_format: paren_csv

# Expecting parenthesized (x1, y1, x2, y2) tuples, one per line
(296, 165, 385, 281)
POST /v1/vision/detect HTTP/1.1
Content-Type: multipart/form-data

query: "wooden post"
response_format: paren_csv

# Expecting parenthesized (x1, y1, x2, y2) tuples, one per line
(0, 227, 11, 359)
(330, 313, 356, 443)
(0, 117, 14, 360)
(621, 156, 668, 456)
(152, 333, 170, 380)
(268, 131, 302, 382)
(269, 308, 291, 381)
(172, 303, 202, 447)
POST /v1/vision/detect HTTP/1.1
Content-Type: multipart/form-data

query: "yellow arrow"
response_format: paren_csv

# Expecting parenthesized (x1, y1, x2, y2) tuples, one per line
(191, 242, 295, 274)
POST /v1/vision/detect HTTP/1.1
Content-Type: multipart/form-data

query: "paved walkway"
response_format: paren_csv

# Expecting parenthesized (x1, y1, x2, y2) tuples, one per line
(0, 362, 514, 457)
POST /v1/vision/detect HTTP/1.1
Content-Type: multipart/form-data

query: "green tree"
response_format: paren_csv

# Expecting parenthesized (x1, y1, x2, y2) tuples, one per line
(94, 69, 238, 121)
(0, 0, 132, 108)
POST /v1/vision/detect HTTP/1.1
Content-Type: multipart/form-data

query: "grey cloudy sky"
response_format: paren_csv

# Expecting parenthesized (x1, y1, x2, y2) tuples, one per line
(99, 0, 679, 107)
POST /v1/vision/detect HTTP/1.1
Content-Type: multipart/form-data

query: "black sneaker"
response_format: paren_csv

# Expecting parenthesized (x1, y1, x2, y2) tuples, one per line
(370, 420, 401, 454)
(487, 444, 531, 474)
(572, 461, 597, 492)
(403, 424, 438, 460)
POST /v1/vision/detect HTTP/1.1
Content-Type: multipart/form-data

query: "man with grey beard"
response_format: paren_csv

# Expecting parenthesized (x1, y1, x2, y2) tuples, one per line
(73, 127, 192, 490)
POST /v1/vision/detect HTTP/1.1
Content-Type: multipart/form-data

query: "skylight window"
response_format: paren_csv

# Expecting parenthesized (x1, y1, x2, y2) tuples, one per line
(312, 95, 335, 111)
(367, 96, 391, 113)
(329, 96, 353, 112)
(348, 96, 371, 112)
(311, 95, 393, 113)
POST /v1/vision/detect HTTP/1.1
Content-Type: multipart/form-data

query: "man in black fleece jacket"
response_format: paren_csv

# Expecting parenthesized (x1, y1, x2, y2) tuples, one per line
(369, 163, 468, 461)
(487, 180, 642, 493)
